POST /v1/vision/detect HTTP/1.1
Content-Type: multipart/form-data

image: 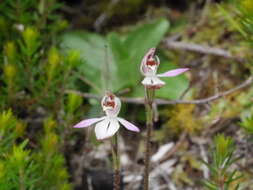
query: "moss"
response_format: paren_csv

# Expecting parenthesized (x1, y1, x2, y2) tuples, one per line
(155, 104, 202, 141)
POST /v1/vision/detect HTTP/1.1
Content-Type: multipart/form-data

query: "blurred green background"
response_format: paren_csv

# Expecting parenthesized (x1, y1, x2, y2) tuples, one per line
(0, 0, 252, 189)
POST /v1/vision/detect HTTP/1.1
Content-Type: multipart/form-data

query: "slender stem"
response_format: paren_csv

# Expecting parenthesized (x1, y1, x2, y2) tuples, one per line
(19, 167, 25, 190)
(111, 134, 120, 190)
(102, 45, 111, 92)
(143, 88, 154, 190)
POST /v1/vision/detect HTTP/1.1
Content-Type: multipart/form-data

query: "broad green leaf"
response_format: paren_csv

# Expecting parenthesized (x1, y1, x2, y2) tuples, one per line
(60, 19, 177, 97)
(107, 32, 132, 89)
(61, 31, 119, 92)
(123, 18, 170, 85)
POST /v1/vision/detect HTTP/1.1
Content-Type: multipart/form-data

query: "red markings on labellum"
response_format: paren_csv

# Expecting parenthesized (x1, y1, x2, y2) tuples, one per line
(104, 101, 115, 108)
(103, 93, 116, 108)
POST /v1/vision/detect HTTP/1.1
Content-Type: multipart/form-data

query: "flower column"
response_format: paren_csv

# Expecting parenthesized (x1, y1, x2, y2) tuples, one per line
(140, 48, 189, 190)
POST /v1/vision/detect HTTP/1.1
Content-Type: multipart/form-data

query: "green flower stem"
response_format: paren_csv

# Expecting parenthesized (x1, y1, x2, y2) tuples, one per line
(143, 87, 154, 190)
(111, 134, 120, 190)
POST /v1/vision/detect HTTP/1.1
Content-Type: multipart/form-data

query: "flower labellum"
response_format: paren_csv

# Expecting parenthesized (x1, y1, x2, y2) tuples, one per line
(140, 48, 189, 89)
(73, 93, 140, 140)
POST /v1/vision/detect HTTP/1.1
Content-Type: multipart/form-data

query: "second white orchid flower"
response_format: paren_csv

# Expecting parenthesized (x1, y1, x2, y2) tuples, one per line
(140, 48, 189, 89)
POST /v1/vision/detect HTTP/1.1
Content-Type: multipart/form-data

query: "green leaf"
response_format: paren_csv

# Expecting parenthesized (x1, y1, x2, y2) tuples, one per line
(61, 31, 110, 92)
(123, 18, 170, 85)
(203, 180, 218, 190)
(60, 19, 174, 96)
(107, 32, 132, 90)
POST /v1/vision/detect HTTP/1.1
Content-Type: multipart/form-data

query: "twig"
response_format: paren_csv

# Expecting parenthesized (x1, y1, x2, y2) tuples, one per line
(200, 144, 209, 179)
(65, 76, 253, 105)
(163, 39, 243, 62)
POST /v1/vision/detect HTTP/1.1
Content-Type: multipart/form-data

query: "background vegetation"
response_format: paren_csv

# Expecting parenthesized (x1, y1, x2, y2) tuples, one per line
(0, 0, 252, 189)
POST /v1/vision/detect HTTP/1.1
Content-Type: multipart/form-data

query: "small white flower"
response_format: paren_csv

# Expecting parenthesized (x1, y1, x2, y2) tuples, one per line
(140, 48, 189, 89)
(73, 93, 140, 140)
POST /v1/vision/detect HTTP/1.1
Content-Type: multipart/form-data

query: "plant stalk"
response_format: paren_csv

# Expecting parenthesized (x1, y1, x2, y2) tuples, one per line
(111, 134, 120, 190)
(143, 88, 154, 190)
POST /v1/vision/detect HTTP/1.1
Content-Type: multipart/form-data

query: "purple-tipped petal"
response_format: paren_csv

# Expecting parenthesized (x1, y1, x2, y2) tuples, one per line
(157, 68, 189, 77)
(118, 118, 140, 132)
(73, 117, 105, 128)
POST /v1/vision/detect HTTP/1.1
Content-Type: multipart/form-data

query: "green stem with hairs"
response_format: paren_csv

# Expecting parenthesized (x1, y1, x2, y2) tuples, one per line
(111, 134, 120, 190)
(143, 88, 154, 190)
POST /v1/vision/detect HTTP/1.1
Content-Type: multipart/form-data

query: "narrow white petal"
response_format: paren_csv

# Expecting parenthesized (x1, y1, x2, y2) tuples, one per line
(95, 118, 120, 140)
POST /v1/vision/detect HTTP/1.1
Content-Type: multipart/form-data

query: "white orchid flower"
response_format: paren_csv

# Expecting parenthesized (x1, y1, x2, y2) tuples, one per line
(73, 93, 140, 140)
(140, 48, 189, 89)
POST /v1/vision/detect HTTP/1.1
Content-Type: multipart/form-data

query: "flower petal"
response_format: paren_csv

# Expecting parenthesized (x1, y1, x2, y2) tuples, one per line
(141, 76, 165, 89)
(140, 48, 156, 75)
(95, 118, 120, 140)
(118, 118, 140, 132)
(157, 68, 189, 77)
(73, 117, 105, 128)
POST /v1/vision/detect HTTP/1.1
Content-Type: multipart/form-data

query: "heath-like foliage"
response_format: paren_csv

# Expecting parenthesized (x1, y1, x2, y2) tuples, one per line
(203, 134, 242, 190)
